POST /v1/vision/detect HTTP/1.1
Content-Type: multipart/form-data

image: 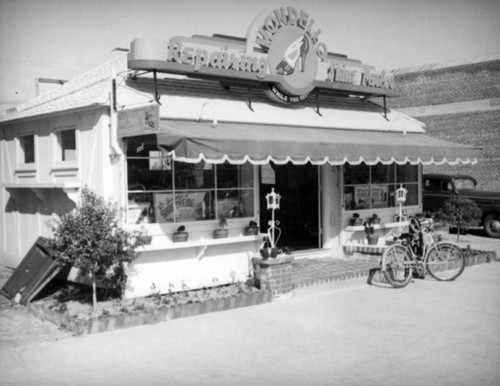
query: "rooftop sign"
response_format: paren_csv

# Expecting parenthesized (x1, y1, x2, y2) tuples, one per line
(128, 6, 395, 103)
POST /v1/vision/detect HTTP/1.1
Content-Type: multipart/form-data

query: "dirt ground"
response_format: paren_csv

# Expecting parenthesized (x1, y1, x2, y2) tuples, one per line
(1, 229, 499, 350)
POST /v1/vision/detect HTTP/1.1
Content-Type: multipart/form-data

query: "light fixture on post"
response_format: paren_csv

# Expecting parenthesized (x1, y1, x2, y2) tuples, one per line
(394, 184, 408, 236)
(266, 187, 281, 211)
(263, 188, 281, 257)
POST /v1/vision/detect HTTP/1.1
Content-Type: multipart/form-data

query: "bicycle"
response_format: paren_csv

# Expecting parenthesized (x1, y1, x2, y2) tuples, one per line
(381, 216, 466, 288)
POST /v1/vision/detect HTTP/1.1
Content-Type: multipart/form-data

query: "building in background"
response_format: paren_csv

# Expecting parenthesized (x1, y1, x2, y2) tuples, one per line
(390, 54, 500, 191)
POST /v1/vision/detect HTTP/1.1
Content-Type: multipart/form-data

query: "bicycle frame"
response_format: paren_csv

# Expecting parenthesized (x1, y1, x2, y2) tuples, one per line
(399, 227, 439, 275)
(381, 216, 466, 287)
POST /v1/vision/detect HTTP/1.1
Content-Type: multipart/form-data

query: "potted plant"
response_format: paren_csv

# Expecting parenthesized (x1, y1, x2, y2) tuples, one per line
(364, 221, 379, 245)
(350, 213, 363, 226)
(369, 213, 381, 225)
(245, 220, 259, 236)
(213, 216, 229, 239)
(173, 225, 189, 242)
(137, 225, 153, 245)
(259, 236, 278, 260)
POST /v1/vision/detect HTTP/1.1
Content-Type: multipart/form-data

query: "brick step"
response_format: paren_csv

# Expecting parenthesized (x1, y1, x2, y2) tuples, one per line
(290, 249, 333, 260)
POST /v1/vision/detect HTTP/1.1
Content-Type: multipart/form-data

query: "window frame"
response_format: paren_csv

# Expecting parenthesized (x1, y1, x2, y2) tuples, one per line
(343, 163, 420, 212)
(18, 133, 36, 165)
(125, 142, 255, 225)
(52, 127, 77, 165)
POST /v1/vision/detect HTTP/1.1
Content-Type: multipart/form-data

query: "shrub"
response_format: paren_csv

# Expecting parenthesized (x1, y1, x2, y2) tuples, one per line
(435, 195, 482, 242)
(49, 187, 146, 312)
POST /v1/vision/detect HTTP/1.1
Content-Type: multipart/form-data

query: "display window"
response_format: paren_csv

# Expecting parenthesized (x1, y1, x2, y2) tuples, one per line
(343, 163, 419, 211)
(126, 140, 254, 224)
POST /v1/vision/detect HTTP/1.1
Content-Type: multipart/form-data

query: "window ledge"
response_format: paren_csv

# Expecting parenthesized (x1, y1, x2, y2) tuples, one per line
(50, 162, 78, 172)
(139, 234, 262, 252)
(3, 182, 80, 189)
(345, 221, 410, 232)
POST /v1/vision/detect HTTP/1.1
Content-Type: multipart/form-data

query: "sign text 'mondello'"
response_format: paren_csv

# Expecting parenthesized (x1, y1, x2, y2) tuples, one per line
(127, 6, 395, 103)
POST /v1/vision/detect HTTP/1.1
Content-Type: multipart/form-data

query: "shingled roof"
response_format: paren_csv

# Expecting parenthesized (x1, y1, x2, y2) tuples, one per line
(0, 53, 129, 123)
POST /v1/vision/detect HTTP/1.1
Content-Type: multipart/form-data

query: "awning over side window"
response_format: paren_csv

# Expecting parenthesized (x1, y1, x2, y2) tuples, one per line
(151, 120, 478, 165)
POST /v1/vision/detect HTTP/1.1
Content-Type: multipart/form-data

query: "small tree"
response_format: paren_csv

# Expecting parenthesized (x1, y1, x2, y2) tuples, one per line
(435, 195, 482, 242)
(49, 187, 146, 312)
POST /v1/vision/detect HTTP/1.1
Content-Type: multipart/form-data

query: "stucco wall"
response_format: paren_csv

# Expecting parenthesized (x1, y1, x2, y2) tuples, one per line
(0, 109, 110, 267)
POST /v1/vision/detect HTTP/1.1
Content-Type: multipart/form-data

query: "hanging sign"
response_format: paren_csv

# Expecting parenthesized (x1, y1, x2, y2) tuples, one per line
(127, 6, 395, 104)
(117, 104, 159, 137)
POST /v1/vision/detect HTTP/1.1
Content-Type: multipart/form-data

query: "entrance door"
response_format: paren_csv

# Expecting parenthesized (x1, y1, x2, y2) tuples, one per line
(259, 163, 320, 251)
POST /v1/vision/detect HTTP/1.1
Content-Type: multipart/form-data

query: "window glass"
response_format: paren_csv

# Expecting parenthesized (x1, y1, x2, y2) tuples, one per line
(173, 191, 213, 222)
(59, 129, 76, 161)
(371, 164, 391, 184)
(128, 149, 172, 191)
(217, 190, 254, 218)
(396, 164, 418, 183)
(343, 186, 356, 210)
(371, 184, 390, 208)
(454, 178, 476, 190)
(153, 192, 175, 223)
(125, 143, 255, 224)
(404, 184, 419, 206)
(128, 192, 155, 224)
(20, 135, 35, 164)
(344, 163, 369, 185)
(174, 161, 214, 190)
(344, 163, 419, 211)
(423, 178, 440, 192)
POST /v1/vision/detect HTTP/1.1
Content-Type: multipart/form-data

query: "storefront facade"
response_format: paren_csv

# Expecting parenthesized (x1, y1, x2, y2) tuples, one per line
(0, 6, 477, 298)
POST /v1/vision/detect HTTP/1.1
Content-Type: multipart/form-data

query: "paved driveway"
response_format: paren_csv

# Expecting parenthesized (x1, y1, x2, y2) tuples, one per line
(1, 261, 499, 386)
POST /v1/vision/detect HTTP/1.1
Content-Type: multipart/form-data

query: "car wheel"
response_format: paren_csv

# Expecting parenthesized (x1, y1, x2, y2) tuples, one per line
(483, 214, 500, 238)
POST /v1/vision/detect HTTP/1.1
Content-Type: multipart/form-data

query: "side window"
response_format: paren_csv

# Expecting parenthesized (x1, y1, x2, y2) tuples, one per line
(20, 134, 35, 164)
(442, 181, 453, 192)
(57, 129, 76, 162)
(424, 179, 440, 192)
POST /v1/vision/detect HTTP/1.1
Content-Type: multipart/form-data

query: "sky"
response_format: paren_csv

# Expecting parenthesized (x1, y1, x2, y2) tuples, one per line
(1, 0, 500, 114)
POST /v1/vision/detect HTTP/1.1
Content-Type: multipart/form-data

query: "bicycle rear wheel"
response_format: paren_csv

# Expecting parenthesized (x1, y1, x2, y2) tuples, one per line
(426, 242, 465, 281)
(381, 244, 413, 288)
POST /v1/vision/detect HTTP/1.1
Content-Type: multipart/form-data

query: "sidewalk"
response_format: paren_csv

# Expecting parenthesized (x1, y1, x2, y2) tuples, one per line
(1, 231, 499, 348)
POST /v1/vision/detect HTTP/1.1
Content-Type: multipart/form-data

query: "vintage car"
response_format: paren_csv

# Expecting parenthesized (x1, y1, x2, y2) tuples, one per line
(422, 174, 500, 238)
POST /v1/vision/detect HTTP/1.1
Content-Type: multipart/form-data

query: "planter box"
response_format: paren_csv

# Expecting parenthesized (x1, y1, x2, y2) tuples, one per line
(173, 232, 189, 242)
(244, 226, 259, 236)
(28, 290, 272, 336)
(213, 229, 229, 239)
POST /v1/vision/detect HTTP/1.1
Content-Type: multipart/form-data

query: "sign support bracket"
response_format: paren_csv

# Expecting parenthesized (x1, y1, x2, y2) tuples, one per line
(315, 90, 322, 116)
(246, 88, 254, 112)
(362, 94, 389, 121)
(153, 71, 162, 105)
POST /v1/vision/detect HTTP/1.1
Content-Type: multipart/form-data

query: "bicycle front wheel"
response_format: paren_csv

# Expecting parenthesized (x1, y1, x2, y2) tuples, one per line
(426, 242, 465, 281)
(381, 244, 413, 288)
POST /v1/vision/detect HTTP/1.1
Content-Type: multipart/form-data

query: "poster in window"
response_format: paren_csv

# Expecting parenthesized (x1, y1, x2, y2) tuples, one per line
(154, 192, 209, 222)
(149, 151, 171, 171)
(354, 186, 370, 209)
(371, 185, 389, 208)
